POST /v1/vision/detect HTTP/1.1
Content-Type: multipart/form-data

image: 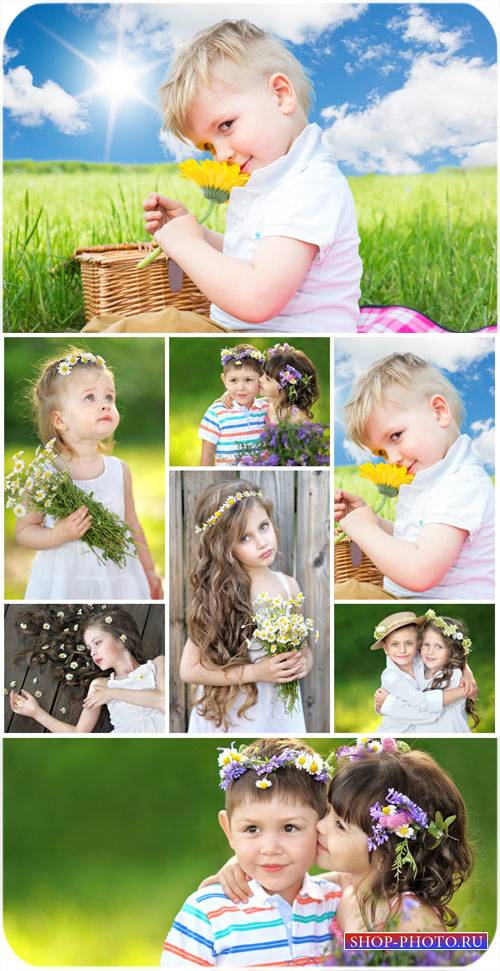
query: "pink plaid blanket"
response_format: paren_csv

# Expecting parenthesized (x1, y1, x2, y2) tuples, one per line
(358, 306, 497, 334)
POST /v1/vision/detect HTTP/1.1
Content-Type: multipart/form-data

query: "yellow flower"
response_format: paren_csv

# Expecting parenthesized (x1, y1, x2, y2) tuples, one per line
(359, 462, 414, 497)
(179, 159, 249, 201)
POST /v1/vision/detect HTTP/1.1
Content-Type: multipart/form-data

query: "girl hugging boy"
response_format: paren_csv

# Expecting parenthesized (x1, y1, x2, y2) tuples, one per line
(372, 610, 479, 734)
(199, 343, 319, 466)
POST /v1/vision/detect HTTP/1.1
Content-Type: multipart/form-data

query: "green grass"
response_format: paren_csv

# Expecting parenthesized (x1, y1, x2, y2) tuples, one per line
(4, 444, 164, 598)
(3, 161, 496, 331)
(335, 465, 398, 522)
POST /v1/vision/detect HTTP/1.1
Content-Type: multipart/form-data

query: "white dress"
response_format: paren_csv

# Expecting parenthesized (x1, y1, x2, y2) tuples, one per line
(421, 668, 471, 733)
(106, 660, 165, 734)
(188, 572, 307, 735)
(24, 456, 150, 599)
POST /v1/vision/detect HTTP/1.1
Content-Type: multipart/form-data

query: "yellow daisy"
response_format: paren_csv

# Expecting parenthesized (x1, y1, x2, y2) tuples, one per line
(179, 159, 249, 200)
(359, 462, 414, 497)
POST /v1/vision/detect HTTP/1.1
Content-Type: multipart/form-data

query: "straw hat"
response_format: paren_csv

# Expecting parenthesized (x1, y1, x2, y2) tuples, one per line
(370, 611, 426, 651)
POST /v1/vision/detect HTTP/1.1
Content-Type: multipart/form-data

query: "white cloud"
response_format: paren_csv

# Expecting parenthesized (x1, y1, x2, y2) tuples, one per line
(342, 437, 369, 464)
(470, 418, 495, 467)
(86, 3, 367, 50)
(3, 43, 19, 64)
(159, 129, 201, 162)
(323, 55, 496, 174)
(455, 141, 497, 167)
(391, 4, 466, 57)
(4, 65, 90, 134)
(335, 335, 495, 379)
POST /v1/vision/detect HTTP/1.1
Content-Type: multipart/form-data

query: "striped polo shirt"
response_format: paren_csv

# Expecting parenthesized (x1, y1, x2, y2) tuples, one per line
(161, 874, 341, 967)
(199, 398, 268, 465)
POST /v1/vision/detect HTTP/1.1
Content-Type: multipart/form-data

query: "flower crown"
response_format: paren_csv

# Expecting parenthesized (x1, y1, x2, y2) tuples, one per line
(278, 366, 312, 403)
(56, 352, 106, 377)
(218, 743, 331, 791)
(195, 489, 263, 534)
(267, 343, 293, 358)
(220, 347, 265, 367)
(331, 738, 456, 884)
(423, 610, 472, 654)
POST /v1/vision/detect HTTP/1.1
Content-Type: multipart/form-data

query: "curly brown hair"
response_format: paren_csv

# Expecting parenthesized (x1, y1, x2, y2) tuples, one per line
(29, 346, 115, 456)
(264, 346, 319, 419)
(188, 479, 278, 729)
(15, 605, 143, 691)
(328, 750, 473, 930)
(420, 618, 479, 729)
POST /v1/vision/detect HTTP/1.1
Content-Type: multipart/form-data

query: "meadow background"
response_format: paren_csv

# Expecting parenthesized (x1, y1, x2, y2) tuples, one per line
(169, 337, 330, 465)
(4, 337, 165, 598)
(3, 161, 496, 332)
(334, 603, 495, 734)
(3, 736, 497, 967)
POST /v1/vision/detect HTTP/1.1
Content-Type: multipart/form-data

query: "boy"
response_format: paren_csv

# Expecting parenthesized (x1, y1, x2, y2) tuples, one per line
(145, 19, 361, 333)
(160, 738, 340, 966)
(335, 353, 494, 600)
(370, 611, 474, 733)
(199, 345, 267, 465)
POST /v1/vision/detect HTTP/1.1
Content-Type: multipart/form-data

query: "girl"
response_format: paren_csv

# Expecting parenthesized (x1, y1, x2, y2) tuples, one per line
(9, 605, 165, 734)
(373, 611, 478, 733)
(259, 343, 319, 424)
(206, 739, 474, 938)
(14, 348, 163, 599)
(180, 479, 312, 733)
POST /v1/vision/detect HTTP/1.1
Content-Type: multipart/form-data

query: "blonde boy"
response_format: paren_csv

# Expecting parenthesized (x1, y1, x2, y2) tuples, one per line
(335, 353, 494, 599)
(161, 739, 339, 967)
(144, 20, 361, 333)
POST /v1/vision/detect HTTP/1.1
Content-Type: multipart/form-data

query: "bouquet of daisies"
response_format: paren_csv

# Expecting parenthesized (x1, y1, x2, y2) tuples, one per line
(5, 440, 137, 568)
(251, 592, 318, 713)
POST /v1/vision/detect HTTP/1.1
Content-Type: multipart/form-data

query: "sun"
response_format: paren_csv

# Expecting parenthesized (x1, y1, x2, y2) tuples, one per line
(96, 59, 141, 104)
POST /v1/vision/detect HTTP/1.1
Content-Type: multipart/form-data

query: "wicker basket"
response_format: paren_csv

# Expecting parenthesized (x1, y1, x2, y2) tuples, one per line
(334, 536, 384, 586)
(74, 243, 211, 321)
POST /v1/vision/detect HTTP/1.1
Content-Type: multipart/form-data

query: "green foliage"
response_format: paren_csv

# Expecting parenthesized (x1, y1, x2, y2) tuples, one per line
(169, 337, 330, 465)
(334, 603, 495, 733)
(3, 737, 496, 965)
(335, 466, 398, 522)
(3, 163, 496, 331)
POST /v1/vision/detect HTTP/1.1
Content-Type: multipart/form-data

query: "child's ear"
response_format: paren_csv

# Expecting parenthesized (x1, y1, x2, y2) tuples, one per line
(220, 372, 227, 388)
(269, 73, 296, 114)
(429, 394, 452, 427)
(218, 810, 234, 848)
(50, 409, 67, 432)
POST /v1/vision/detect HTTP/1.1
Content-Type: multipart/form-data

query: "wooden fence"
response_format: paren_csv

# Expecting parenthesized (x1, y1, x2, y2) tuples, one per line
(4, 604, 165, 733)
(169, 470, 330, 732)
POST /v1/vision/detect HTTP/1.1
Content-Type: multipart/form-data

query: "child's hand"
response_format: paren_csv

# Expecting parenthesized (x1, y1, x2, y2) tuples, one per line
(374, 687, 389, 712)
(52, 506, 92, 544)
(143, 192, 190, 235)
(199, 860, 253, 904)
(10, 689, 41, 719)
(147, 570, 164, 600)
(254, 651, 308, 683)
(82, 684, 113, 710)
(460, 669, 478, 700)
(154, 214, 204, 255)
(334, 490, 366, 522)
(215, 392, 234, 408)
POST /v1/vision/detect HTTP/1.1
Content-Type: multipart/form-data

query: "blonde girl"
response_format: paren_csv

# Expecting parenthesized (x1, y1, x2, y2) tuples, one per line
(180, 479, 312, 733)
(259, 343, 319, 424)
(15, 348, 162, 599)
(10, 606, 165, 734)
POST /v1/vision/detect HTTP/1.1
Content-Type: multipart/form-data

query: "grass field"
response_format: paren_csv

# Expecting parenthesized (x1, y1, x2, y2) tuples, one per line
(4, 444, 165, 599)
(3, 161, 496, 331)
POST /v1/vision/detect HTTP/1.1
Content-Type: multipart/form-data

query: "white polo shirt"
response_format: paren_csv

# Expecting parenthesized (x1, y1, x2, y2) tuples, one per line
(384, 435, 495, 599)
(380, 655, 443, 733)
(211, 123, 362, 333)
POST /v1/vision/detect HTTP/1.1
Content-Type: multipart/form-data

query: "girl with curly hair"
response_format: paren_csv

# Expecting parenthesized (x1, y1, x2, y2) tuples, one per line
(259, 343, 319, 423)
(9, 605, 164, 733)
(181, 479, 312, 733)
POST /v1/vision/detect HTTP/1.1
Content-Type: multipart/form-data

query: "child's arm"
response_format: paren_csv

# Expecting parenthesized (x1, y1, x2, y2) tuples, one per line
(121, 461, 163, 599)
(338, 506, 467, 592)
(10, 688, 101, 733)
(375, 684, 466, 721)
(144, 192, 224, 252)
(180, 639, 308, 686)
(82, 657, 165, 713)
(153, 218, 318, 323)
(334, 490, 394, 535)
(200, 440, 216, 466)
(15, 507, 92, 549)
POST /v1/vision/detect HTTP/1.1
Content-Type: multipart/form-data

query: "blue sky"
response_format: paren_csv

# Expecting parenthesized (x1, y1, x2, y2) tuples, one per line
(3, 2, 497, 171)
(334, 335, 495, 469)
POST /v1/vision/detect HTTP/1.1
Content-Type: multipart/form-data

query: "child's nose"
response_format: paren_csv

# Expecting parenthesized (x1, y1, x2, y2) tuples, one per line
(215, 142, 234, 163)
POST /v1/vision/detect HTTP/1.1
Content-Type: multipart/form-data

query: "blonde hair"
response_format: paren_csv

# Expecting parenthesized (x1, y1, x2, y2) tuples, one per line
(160, 19, 312, 141)
(344, 353, 465, 448)
(30, 346, 115, 456)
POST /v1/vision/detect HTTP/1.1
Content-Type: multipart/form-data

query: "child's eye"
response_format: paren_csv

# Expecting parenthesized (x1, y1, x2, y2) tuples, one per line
(219, 120, 234, 133)
(335, 819, 346, 832)
(283, 824, 299, 833)
(240, 534, 249, 544)
(390, 432, 402, 442)
(244, 825, 259, 833)
(105, 394, 115, 402)
(85, 393, 95, 401)
(259, 522, 269, 532)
